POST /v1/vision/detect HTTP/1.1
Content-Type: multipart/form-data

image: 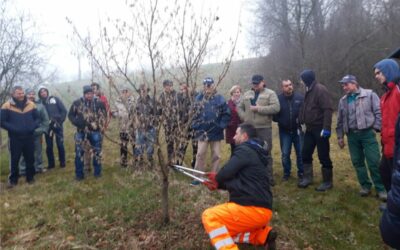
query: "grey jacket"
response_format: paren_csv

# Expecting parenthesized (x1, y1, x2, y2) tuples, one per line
(336, 87, 381, 139)
(113, 96, 135, 133)
(238, 88, 280, 128)
(35, 101, 49, 136)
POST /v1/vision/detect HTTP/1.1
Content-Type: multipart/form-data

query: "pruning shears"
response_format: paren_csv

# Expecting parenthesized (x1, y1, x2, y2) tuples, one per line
(171, 165, 210, 183)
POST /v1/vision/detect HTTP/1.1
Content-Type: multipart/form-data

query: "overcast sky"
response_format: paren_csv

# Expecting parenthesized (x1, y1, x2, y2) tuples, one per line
(13, 0, 254, 82)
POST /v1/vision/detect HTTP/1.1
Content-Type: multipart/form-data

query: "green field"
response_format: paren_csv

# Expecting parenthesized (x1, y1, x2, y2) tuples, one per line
(0, 118, 386, 249)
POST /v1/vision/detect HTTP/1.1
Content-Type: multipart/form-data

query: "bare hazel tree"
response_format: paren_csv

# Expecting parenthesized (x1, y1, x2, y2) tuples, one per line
(0, 0, 49, 104)
(0, 0, 50, 147)
(68, 0, 238, 225)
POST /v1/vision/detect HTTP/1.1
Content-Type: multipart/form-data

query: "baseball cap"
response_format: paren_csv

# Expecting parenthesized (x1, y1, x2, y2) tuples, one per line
(338, 75, 357, 84)
(203, 77, 214, 86)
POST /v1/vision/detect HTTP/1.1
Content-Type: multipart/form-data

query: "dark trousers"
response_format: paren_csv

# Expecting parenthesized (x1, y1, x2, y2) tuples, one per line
(9, 135, 35, 184)
(380, 156, 394, 192)
(229, 143, 236, 157)
(302, 128, 332, 169)
(45, 124, 66, 168)
(120, 132, 134, 166)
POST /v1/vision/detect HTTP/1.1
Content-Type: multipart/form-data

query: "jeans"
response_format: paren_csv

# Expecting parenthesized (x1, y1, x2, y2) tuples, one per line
(302, 128, 332, 169)
(45, 123, 66, 168)
(134, 127, 155, 158)
(74, 131, 102, 179)
(279, 128, 304, 177)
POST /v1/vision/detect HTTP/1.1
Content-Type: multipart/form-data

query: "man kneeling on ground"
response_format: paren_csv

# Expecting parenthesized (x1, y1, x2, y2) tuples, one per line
(202, 123, 277, 250)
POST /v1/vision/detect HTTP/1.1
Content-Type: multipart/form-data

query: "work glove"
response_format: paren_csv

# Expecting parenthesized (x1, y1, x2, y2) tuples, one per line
(203, 172, 218, 191)
(320, 129, 331, 138)
(337, 138, 345, 149)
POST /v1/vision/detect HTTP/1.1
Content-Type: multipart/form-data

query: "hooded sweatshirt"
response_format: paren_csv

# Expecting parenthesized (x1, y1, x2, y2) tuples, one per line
(38, 87, 67, 124)
(374, 59, 400, 158)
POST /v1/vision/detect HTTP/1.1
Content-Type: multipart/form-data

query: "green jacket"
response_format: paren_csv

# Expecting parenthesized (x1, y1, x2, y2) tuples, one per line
(35, 101, 49, 136)
(238, 88, 280, 128)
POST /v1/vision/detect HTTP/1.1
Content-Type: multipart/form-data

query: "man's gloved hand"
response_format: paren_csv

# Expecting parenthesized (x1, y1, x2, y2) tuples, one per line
(337, 138, 345, 149)
(320, 129, 331, 138)
(203, 172, 218, 191)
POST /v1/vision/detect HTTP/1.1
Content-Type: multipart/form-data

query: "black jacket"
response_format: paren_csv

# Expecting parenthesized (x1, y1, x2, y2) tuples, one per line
(216, 139, 272, 209)
(273, 92, 304, 132)
(380, 113, 400, 249)
(68, 97, 106, 131)
(299, 82, 333, 131)
(40, 96, 67, 124)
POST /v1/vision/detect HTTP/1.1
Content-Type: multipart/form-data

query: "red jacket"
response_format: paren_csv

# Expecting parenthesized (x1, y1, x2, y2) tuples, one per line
(381, 82, 400, 158)
(98, 94, 111, 129)
(225, 99, 241, 144)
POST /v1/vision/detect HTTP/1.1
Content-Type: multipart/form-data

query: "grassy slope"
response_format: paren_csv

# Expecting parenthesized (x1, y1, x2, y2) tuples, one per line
(0, 117, 387, 249)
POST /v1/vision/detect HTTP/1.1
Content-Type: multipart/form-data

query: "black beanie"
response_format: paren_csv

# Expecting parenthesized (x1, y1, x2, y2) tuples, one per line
(83, 85, 93, 95)
(300, 70, 316, 87)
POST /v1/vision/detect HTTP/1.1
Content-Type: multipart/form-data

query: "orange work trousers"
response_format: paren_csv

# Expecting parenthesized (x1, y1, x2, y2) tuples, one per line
(202, 202, 273, 250)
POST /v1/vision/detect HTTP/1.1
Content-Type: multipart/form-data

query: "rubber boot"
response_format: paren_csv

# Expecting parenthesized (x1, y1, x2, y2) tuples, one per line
(315, 168, 333, 191)
(298, 163, 313, 188)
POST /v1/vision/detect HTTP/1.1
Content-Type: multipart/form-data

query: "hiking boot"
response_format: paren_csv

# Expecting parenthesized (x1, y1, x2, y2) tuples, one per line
(359, 187, 371, 197)
(264, 229, 277, 250)
(27, 179, 35, 185)
(282, 175, 290, 181)
(377, 191, 387, 202)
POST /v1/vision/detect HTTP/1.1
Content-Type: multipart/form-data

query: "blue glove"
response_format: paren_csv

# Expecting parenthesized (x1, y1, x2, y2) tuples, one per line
(320, 129, 331, 138)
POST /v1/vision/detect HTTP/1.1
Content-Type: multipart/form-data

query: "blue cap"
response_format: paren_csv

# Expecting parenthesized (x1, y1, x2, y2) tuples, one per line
(338, 74, 357, 84)
(203, 77, 214, 86)
(251, 74, 264, 84)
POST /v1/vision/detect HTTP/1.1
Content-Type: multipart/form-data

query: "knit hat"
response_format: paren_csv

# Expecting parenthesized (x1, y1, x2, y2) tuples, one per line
(163, 79, 173, 86)
(83, 85, 93, 95)
(251, 75, 264, 84)
(300, 70, 316, 87)
(25, 88, 35, 95)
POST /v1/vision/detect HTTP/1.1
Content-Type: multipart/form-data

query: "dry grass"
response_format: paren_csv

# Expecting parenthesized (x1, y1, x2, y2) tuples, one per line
(0, 117, 388, 249)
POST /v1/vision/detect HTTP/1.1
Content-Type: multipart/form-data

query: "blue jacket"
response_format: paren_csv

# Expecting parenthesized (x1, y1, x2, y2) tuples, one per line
(380, 114, 400, 249)
(273, 92, 304, 132)
(192, 92, 231, 141)
(1, 97, 39, 138)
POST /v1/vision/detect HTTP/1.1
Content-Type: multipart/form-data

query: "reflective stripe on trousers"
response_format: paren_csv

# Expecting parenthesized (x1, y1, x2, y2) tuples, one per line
(202, 202, 273, 250)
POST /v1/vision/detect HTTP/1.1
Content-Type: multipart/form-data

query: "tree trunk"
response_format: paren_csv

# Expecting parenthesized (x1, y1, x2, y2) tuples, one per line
(157, 147, 170, 224)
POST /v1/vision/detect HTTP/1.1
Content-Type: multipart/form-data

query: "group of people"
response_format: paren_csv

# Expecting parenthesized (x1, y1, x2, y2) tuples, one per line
(199, 59, 400, 249)
(1, 55, 400, 249)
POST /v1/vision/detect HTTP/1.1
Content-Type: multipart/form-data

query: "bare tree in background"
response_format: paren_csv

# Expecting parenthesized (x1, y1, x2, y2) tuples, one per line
(0, 0, 51, 147)
(68, 0, 238, 225)
(251, 0, 400, 99)
(0, 0, 49, 104)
